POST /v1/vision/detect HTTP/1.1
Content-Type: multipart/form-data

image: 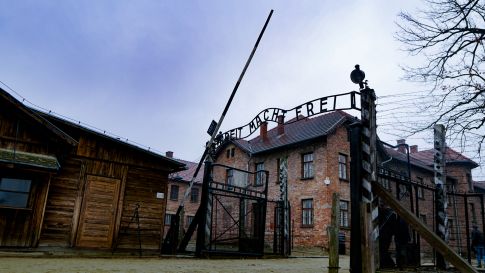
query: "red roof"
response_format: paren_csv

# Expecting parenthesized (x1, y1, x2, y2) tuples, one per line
(169, 159, 204, 184)
(410, 147, 478, 168)
(230, 110, 355, 154)
(383, 146, 433, 171)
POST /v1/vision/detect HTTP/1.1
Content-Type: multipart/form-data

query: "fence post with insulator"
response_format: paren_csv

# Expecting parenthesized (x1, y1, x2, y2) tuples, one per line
(434, 124, 448, 269)
(350, 65, 379, 272)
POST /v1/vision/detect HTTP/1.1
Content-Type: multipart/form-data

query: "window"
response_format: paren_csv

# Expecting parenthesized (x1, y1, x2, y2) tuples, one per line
(467, 173, 473, 192)
(340, 200, 349, 227)
(165, 213, 174, 226)
(186, 215, 194, 227)
(226, 169, 234, 190)
(420, 214, 427, 224)
(417, 177, 424, 199)
(255, 162, 265, 186)
(417, 187, 424, 199)
(170, 185, 179, 200)
(302, 199, 314, 227)
(471, 203, 477, 223)
(226, 148, 235, 158)
(190, 187, 199, 203)
(380, 177, 391, 191)
(0, 178, 32, 208)
(338, 154, 348, 180)
(276, 158, 281, 184)
(302, 153, 314, 179)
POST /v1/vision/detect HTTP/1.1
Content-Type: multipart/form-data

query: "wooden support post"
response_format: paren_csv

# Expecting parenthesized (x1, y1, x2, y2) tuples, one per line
(360, 87, 379, 272)
(361, 203, 375, 273)
(349, 122, 363, 273)
(327, 193, 340, 273)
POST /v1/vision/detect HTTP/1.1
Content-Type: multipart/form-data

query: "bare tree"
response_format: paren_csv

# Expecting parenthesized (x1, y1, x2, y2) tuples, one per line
(394, 0, 485, 156)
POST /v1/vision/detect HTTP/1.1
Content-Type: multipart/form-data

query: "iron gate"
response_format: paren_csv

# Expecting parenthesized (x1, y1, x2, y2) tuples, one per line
(377, 165, 485, 268)
(197, 163, 269, 256)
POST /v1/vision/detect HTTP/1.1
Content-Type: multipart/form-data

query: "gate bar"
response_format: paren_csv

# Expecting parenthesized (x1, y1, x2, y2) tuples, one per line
(374, 180, 478, 273)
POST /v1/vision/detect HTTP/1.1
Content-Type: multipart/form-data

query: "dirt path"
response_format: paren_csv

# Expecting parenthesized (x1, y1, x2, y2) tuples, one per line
(0, 256, 350, 273)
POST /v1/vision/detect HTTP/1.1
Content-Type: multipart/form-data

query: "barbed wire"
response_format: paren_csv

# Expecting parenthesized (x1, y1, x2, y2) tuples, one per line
(0, 80, 168, 157)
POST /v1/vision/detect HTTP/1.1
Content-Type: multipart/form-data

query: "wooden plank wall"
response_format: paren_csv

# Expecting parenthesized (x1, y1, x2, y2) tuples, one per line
(0, 106, 57, 155)
(0, 108, 61, 247)
(116, 166, 168, 250)
(39, 158, 82, 246)
(1, 114, 174, 250)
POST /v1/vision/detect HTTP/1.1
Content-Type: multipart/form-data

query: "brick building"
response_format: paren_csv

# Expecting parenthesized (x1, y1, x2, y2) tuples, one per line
(164, 152, 203, 238)
(213, 111, 355, 249)
(164, 110, 480, 256)
(210, 110, 480, 253)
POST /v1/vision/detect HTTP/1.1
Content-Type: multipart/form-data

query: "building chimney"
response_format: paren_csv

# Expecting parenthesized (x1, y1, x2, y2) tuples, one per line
(165, 151, 174, 158)
(277, 115, 285, 135)
(410, 145, 418, 153)
(397, 139, 406, 153)
(260, 122, 268, 141)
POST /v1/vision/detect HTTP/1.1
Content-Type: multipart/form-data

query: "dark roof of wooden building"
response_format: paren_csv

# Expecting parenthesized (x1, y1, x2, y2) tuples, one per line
(0, 87, 185, 171)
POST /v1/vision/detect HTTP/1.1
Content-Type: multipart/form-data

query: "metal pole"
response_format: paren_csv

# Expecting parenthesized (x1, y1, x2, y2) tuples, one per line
(176, 10, 273, 252)
(196, 160, 213, 257)
(179, 9, 274, 208)
(465, 197, 471, 264)
(481, 194, 485, 245)
(414, 183, 421, 266)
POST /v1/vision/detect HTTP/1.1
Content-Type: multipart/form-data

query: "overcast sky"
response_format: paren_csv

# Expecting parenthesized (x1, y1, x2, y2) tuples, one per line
(1, 1, 482, 179)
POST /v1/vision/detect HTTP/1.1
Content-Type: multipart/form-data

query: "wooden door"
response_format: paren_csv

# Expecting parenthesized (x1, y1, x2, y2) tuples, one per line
(76, 175, 121, 248)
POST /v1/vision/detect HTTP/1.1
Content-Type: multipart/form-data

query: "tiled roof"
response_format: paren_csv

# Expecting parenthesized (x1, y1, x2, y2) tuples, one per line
(381, 145, 479, 174)
(169, 159, 204, 184)
(383, 147, 434, 172)
(232, 110, 355, 155)
(411, 147, 478, 168)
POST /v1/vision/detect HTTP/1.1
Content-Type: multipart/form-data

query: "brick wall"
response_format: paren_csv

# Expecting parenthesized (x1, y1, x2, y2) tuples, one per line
(212, 126, 352, 250)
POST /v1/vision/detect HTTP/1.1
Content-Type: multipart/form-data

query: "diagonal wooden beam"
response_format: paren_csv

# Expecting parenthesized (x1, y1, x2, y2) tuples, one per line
(372, 180, 477, 273)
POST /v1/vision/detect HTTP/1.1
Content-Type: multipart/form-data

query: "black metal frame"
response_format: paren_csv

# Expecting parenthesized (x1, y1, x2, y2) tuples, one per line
(376, 164, 485, 269)
(196, 162, 269, 257)
(273, 201, 292, 256)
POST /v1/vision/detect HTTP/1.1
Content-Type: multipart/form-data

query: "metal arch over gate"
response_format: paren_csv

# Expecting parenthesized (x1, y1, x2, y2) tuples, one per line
(213, 91, 360, 150)
(189, 90, 366, 258)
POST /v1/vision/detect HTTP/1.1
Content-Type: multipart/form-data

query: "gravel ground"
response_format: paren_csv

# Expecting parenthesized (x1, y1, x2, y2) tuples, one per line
(0, 256, 351, 273)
